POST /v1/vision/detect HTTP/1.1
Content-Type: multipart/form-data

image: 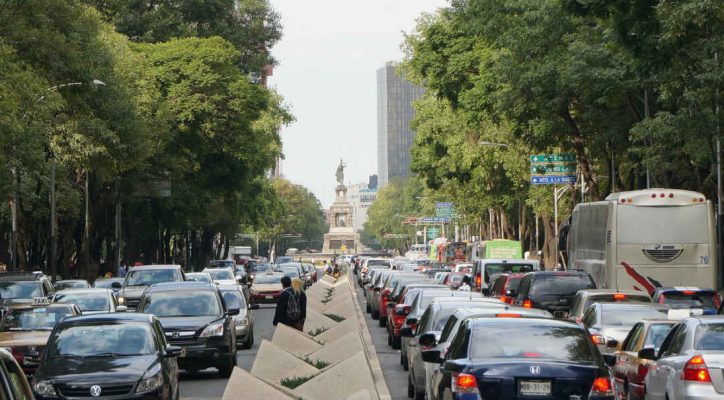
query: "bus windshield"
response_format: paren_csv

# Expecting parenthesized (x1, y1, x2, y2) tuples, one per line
(617, 204, 709, 244)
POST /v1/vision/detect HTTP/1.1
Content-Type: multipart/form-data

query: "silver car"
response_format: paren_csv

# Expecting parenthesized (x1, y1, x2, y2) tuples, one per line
(52, 288, 124, 314)
(643, 316, 724, 400)
(581, 302, 669, 354)
(217, 284, 259, 349)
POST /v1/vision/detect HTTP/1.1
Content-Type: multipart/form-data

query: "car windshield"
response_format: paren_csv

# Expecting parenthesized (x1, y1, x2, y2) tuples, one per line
(0, 307, 74, 331)
(661, 292, 718, 309)
(584, 294, 651, 310)
(206, 269, 234, 280)
(695, 323, 724, 350)
(55, 281, 88, 290)
(0, 282, 41, 299)
(644, 323, 676, 349)
(251, 264, 272, 273)
(470, 323, 594, 362)
(49, 322, 155, 357)
(125, 269, 178, 287)
(254, 274, 282, 284)
(209, 260, 235, 269)
(530, 274, 595, 297)
(93, 279, 123, 288)
(601, 306, 668, 326)
(186, 274, 212, 283)
(54, 293, 110, 312)
(221, 290, 245, 310)
(141, 291, 221, 317)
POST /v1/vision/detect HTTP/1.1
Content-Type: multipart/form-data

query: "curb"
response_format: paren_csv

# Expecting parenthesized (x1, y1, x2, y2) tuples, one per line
(344, 271, 392, 400)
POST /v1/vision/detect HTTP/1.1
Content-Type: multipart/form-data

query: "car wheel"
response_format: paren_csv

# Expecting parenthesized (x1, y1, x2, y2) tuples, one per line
(387, 331, 392, 346)
(403, 355, 409, 371)
(371, 310, 379, 320)
(218, 356, 234, 378)
(246, 329, 255, 349)
(379, 317, 386, 327)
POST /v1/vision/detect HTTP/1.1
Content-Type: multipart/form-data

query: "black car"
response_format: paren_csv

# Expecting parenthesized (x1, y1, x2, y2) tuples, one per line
(136, 282, 238, 378)
(513, 270, 596, 314)
(425, 317, 614, 400)
(0, 272, 55, 316)
(114, 265, 186, 310)
(32, 313, 182, 400)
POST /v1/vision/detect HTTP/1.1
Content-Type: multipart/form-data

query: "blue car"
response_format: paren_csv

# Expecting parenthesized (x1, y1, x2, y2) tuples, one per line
(652, 287, 721, 315)
(424, 317, 615, 400)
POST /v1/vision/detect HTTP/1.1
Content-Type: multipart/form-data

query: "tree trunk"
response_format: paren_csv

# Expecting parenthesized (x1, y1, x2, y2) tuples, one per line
(540, 214, 556, 269)
(561, 105, 600, 200)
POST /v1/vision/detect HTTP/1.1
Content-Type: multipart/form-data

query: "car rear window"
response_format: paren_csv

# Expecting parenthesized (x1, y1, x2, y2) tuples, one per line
(470, 323, 594, 362)
(507, 277, 523, 292)
(530, 274, 595, 297)
(433, 309, 457, 331)
(600, 306, 668, 326)
(583, 294, 651, 310)
(661, 292, 718, 309)
(695, 323, 724, 350)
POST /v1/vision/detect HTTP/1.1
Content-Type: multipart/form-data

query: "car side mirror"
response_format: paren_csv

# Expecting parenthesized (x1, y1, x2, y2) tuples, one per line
(421, 349, 443, 364)
(638, 347, 656, 360)
(606, 339, 619, 349)
(111, 282, 122, 289)
(116, 305, 128, 313)
(249, 304, 260, 310)
(165, 345, 184, 358)
(406, 317, 418, 326)
(553, 311, 567, 319)
(602, 354, 616, 367)
(227, 308, 240, 316)
(418, 333, 437, 347)
(399, 327, 414, 337)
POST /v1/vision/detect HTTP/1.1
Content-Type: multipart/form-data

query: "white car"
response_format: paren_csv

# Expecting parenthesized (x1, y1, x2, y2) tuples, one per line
(642, 315, 724, 399)
(203, 268, 239, 286)
(52, 288, 125, 314)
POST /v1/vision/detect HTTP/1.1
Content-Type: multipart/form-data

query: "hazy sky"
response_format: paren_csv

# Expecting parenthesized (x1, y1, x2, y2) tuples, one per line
(268, 0, 447, 207)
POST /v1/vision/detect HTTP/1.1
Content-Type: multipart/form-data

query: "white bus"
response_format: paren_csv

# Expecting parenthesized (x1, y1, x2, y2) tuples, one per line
(566, 189, 717, 293)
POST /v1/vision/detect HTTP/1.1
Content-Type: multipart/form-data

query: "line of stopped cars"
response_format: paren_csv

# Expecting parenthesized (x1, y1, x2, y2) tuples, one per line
(354, 256, 724, 400)
(0, 258, 320, 399)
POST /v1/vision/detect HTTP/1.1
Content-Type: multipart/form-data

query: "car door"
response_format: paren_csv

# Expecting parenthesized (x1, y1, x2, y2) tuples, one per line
(614, 322, 643, 391)
(2, 355, 32, 400)
(647, 323, 686, 399)
(410, 307, 433, 378)
(154, 320, 179, 396)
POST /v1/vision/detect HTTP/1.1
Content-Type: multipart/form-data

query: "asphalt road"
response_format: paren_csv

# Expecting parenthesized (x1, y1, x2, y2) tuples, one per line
(353, 279, 408, 400)
(179, 304, 277, 400)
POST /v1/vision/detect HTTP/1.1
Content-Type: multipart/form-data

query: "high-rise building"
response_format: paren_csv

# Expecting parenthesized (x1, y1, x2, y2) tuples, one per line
(377, 62, 426, 186)
(347, 182, 377, 231)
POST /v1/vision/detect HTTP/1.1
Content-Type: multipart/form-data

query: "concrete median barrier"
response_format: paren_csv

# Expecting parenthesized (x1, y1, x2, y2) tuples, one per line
(222, 367, 294, 400)
(250, 340, 319, 385)
(307, 331, 364, 365)
(271, 323, 323, 358)
(294, 351, 378, 400)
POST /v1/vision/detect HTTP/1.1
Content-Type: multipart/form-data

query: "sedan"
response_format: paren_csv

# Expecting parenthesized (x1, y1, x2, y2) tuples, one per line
(185, 272, 213, 284)
(52, 280, 90, 291)
(425, 317, 614, 400)
(91, 277, 124, 293)
(581, 302, 669, 354)
(218, 284, 258, 349)
(52, 288, 124, 314)
(203, 268, 238, 286)
(249, 272, 285, 304)
(31, 313, 181, 400)
(642, 315, 724, 400)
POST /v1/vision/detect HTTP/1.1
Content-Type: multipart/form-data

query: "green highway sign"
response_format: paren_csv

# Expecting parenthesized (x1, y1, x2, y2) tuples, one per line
(530, 164, 577, 174)
(530, 154, 576, 163)
(426, 227, 440, 239)
(435, 202, 456, 218)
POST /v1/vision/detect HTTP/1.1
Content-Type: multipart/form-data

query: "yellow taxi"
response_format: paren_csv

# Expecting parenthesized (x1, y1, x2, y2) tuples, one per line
(0, 299, 81, 375)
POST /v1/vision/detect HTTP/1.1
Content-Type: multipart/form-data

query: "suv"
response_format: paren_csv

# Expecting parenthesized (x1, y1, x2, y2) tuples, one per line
(513, 270, 596, 314)
(0, 273, 55, 316)
(137, 282, 238, 378)
(567, 289, 652, 321)
(114, 265, 185, 310)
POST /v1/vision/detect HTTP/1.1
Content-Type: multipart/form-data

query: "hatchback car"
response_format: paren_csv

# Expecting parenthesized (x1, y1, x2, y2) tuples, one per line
(31, 313, 181, 399)
(425, 317, 614, 400)
(513, 270, 596, 314)
(568, 289, 653, 321)
(612, 320, 677, 400)
(136, 282, 238, 378)
(115, 265, 186, 311)
(582, 302, 670, 354)
(203, 268, 238, 286)
(489, 273, 525, 304)
(52, 288, 123, 314)
(653, 287, 721, 315)
(249, 272, 285, 304)
(642, 316, 724, 400)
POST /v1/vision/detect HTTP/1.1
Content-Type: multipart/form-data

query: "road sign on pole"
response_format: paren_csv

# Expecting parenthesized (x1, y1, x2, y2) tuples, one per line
(530, 175, 577, 185)
(435, 202, 456, 219)
(530, 154, 576, 163)
(530, 153, 577, 186)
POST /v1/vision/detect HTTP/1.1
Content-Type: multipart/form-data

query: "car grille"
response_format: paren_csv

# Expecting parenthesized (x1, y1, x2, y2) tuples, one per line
(642, 248, 683, 263)
(165, 330, 202, 346)
(57, 383, 134, 397)
(124, 298, 140, 309)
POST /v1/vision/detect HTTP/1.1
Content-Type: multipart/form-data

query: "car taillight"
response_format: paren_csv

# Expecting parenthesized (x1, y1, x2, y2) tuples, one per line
(452, 373, 479, 394)
(522, 299, 532, 308)
(591, 334, 606, 345)
(613, 293, 626, 300)
(637, 364, 649, 379)
(475, 274, 481, 289)
(589, 377, 613, 397)
(499, 295, 509, 303)
(682, 355, 711, 382)
(495, 313, 521, 318)
(715, 294, 722, 308)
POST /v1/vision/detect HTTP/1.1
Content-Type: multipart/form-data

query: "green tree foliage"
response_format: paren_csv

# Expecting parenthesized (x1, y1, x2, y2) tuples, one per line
(364, 178, 425, 250)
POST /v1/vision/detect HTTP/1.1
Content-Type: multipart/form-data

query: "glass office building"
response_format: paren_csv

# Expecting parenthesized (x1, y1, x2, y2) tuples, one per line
(377, 62, 426, 186)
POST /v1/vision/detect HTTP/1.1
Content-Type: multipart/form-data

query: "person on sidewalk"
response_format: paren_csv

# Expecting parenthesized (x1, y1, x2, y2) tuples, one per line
(273, 276, 302, 329)
(291, 278, 307, 332)
(458, 275, 472, 291)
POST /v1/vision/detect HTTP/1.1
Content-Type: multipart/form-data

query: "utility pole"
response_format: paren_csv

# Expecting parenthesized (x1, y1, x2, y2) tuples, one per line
(83, 169, 90, 276)
(716, 51, 722, 289)
(49, 159, 57, 281)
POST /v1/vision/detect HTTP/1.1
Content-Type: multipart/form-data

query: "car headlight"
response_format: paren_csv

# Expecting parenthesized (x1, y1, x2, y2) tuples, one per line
(33, 380, 57, 396)
(235, 317, 249, 327)
(199, 323, 225, 338)
(118, 297, 125, 305)
(135, 365, 163, 393)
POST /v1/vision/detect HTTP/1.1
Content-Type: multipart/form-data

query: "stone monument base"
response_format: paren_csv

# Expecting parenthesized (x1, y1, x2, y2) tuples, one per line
(322, 230, 360, 254)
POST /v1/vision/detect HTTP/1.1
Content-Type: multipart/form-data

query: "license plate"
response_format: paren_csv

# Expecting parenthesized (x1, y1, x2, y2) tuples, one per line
(265, 295, 273, 300)
(520, 380, 551, 396)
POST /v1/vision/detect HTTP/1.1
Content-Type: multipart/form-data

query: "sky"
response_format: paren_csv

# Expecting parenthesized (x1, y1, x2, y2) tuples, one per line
(268, 0, 447, 207)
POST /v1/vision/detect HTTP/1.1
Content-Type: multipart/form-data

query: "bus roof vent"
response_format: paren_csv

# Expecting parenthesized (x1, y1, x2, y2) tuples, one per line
(642, 246, 683, 263)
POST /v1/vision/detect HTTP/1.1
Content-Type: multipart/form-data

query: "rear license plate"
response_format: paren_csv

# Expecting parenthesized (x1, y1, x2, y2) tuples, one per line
(265, 295, 273, 300)
(519, 380, 551, 396)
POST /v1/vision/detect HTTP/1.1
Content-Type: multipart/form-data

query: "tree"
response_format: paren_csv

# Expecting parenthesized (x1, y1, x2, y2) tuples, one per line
(364, 178, 425, 251)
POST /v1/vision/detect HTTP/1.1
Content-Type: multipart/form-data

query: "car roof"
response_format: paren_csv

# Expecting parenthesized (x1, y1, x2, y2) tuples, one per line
(685, 315, 724, 324)
(478, 259, 537, 263)
(596, 302, 668, 311)
(59, 312, 156, 324)
(54, 288, 112, 295)
(144, 282, 215, 292)
(0, 273, 42, 282)
(10, 303, 75, 311)
(128, 265, 182, 271)
(577, 289, 650, 296)
(527, 270, 589, 276)
(657, 287, 715, 293)
(454, 306, 551, 318)
(186, 272, 212, 276)
(56, 279, 88, 283)
(216, 284, 244, 291)
(430, 298, 503, 309)
(468, 315, 574, 328)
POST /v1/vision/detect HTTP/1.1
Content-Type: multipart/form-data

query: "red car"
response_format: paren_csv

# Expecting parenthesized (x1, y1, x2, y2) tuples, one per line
(442, 272, 467, 289)
(248, 272, 284, 304)
(489, 273, 526, 304)
(386, 288, 426, 349)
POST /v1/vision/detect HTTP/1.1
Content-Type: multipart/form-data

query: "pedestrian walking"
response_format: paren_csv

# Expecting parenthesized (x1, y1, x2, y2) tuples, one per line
(273, 276, 303, 329)
(458, 275, 472, 291)
(291, 278, 307, 332)
(118, 261, 127, 278)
